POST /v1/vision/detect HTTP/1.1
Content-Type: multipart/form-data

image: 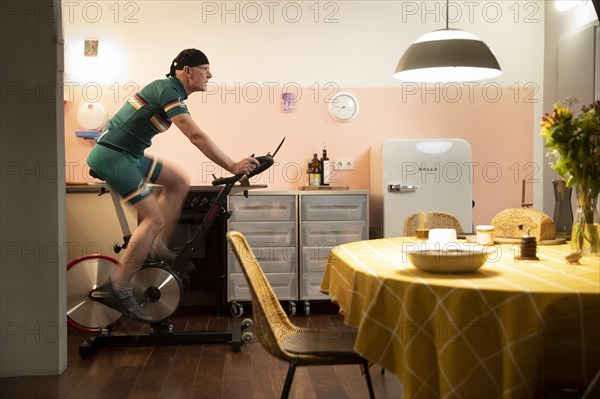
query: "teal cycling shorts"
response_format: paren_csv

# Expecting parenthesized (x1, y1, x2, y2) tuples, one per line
(86, 144, 163, 205)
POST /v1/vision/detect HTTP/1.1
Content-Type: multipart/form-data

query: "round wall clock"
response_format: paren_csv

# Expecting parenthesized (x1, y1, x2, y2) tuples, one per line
(328, 92, 359, 122)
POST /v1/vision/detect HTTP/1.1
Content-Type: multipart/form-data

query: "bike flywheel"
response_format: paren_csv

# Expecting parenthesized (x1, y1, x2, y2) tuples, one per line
(66, 255, 122, 332)
(132, 263, 183, 323)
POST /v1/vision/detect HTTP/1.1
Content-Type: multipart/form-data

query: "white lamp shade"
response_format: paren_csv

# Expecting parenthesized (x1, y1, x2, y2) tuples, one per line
(555, 0, 588, 12)
(394, 29, 502, 83)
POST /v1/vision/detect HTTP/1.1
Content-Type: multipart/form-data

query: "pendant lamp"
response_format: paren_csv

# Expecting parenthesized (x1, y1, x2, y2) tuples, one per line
(393, 0, 502, 83)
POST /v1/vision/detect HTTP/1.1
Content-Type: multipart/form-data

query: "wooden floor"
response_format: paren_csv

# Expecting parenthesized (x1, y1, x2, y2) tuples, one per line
(0, 303, 403, 399)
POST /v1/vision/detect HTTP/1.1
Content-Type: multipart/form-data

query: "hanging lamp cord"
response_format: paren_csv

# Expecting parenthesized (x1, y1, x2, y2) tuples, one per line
(446, 0, 449, 29)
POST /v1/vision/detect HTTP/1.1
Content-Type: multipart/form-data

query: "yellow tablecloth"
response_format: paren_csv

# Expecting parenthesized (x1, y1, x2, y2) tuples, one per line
(320, 238, 600, 399)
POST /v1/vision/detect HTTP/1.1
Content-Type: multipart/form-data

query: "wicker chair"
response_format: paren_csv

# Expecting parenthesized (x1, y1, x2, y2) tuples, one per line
(226, 231, 375, 399)
(403, 212, 464, 236)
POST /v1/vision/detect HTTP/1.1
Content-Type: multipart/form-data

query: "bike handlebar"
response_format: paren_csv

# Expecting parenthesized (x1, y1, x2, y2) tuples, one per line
(211, 155, 275, 186)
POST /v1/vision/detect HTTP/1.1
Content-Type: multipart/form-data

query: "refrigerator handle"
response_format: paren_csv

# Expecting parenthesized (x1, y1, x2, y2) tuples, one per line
(388, 184, 419, 192)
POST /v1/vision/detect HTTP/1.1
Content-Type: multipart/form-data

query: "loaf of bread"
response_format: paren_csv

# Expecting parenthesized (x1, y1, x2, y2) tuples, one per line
(491, 208, 556, 242)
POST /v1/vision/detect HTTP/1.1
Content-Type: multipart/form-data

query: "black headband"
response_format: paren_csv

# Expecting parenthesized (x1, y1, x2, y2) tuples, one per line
(166, 49, 209, 77)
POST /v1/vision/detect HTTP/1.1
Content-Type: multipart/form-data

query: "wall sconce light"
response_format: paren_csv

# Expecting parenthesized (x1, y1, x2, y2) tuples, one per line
(66, 38, 123, 84)
(74, 101, 107, 139)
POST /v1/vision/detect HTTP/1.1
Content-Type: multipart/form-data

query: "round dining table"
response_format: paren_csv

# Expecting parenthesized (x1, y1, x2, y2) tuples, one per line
(320, 237, 600, 399)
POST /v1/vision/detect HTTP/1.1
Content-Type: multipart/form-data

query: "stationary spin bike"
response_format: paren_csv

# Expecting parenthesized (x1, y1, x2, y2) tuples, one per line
(66, 138, 284, 357)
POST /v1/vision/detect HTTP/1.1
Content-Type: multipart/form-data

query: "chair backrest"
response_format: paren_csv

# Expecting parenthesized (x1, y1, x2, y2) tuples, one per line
(403, 212, 464, 236)
(226, 231, 295, 360)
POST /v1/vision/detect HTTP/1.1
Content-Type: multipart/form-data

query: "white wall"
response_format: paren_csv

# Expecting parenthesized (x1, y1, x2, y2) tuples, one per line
(63, 1, 544, 87)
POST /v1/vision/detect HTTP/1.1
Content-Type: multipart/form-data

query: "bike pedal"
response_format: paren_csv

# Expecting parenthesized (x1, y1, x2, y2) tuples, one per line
(180, 274, 192, 289)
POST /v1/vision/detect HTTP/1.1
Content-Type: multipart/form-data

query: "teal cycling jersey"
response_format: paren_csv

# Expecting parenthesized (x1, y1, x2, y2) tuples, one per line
(97, 76, 189, 156)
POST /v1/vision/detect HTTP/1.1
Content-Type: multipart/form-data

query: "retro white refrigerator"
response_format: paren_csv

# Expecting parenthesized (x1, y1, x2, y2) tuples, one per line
(370, 139, 473, 238)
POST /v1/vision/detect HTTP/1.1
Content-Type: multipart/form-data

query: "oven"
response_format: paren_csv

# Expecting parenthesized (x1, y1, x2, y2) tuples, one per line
(167, 189, 228, 294)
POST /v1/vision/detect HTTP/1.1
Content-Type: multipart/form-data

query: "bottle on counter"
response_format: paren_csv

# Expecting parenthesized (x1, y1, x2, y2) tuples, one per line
(320, 143, 331, 186)
(310, 153, 321, 186)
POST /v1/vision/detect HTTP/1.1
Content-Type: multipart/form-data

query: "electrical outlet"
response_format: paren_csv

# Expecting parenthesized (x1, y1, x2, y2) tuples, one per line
(334, 159, 355, 170)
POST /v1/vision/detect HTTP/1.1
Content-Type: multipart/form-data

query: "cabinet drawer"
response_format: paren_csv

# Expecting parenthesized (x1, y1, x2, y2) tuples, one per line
(229, 195, 295, 221)
(301, 221, 367, 247)
(300, 272, 330, 300)
(301, 195, 367, 221)
(228, 246, 296, 273)
(229, 221, 296, 246)
(228, 272, 297, 301)
(301, 246, 334, 272)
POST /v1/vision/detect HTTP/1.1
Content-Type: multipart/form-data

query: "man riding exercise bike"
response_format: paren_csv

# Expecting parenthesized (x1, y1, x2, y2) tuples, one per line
(86, 48, 259, 320)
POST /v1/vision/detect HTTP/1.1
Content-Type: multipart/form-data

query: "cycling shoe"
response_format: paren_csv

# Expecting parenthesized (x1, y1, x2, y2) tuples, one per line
(110, 276, 152, 322)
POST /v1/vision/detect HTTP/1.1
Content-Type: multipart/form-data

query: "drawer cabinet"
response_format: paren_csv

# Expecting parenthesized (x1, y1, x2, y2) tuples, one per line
(227, 190, 368, 316)
(299, 193, 368, 308)
(227, 194, 297, 304)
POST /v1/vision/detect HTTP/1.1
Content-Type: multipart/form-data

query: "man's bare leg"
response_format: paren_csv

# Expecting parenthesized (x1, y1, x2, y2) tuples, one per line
(149, 161, 190, 257)
(112, 196, 164, 318)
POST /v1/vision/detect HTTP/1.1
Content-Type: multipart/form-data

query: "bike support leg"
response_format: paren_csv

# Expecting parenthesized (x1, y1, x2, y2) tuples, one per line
(79, 318, 243, 357)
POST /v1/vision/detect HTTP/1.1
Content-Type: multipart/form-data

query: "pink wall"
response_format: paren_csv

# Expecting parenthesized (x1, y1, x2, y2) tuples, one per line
(65, 86, 534, 227)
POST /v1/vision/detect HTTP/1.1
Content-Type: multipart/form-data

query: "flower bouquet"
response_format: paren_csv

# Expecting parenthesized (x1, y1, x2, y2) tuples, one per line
(540, 98, 600, 255)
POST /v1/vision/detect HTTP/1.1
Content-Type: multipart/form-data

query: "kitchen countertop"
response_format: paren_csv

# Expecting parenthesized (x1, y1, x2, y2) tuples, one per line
(66, 183, 268, 194)
(66, 183, 111, 193)
(66, 183, 366, 194)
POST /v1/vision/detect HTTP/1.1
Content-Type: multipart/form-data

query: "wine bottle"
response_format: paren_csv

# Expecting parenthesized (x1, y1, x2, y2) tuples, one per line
(321, 144, 330, 186)
(310, 153, 321, 186)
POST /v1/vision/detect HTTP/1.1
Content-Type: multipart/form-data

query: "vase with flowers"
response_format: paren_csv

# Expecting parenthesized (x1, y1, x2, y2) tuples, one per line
(540, 98, 600, 255)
